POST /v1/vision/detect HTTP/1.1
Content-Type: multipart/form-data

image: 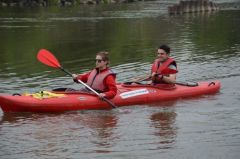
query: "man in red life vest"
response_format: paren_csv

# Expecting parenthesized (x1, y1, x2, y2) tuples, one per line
(150, 45, 178, 84)
(72, 51, 117, 99)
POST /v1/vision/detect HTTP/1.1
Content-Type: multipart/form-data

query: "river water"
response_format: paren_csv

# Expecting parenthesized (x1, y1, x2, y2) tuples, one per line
(0, 1, 240, 159)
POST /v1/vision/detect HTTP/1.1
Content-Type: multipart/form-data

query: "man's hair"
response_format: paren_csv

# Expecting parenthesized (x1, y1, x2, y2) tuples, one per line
(159, 45, 171, 54)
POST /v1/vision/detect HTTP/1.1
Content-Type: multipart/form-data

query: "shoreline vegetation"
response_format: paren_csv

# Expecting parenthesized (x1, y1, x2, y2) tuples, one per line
(0, 0, 239, 11)
(0, 0, 143, 7)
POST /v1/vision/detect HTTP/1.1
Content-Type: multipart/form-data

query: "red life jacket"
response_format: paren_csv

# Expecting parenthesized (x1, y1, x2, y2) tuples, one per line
(151, 57, 178, 83)
(86, 68, 116, 92)
(151, 57, 177, 75)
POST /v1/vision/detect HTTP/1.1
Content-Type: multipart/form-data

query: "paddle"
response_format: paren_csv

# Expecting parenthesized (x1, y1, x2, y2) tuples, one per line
(129, 69, 198, 87)
(131, 68, 178, 82)
(37, 49, 117, 109)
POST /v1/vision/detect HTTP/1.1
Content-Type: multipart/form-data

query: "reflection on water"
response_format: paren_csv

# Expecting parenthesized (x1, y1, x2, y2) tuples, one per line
(150, 111, 177, 147)
(0, 111, 120, 157)
(0, 112, 37, 124)
(75, 111, 119, 149)
(149, 101, 178, 149)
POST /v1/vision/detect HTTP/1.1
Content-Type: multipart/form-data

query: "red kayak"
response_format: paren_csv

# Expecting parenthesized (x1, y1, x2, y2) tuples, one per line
(0, 81, 221, 113)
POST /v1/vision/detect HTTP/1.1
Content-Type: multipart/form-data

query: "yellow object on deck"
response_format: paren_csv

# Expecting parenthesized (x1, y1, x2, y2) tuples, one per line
(23, 91, 65, 99)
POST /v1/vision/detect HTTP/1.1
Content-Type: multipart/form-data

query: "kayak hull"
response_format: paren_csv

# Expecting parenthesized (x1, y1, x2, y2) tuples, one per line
(0, 81, 221, 113)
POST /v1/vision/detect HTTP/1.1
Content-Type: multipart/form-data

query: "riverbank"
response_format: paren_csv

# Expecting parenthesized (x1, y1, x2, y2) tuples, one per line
(1, 0, 240, 10)
(0, 0, 143, 7)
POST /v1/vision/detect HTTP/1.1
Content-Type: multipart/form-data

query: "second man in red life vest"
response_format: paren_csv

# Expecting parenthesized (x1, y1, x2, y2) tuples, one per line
(72, 51, 117, 99)
(151, 45, 178, 84)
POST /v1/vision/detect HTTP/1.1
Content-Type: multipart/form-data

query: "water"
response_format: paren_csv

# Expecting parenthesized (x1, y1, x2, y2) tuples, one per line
(1, 1, 240, 159)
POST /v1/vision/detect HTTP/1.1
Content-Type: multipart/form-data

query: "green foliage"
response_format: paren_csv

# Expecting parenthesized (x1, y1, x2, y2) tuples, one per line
(48, 0, 59, 5)
(102, 0, 110, 4)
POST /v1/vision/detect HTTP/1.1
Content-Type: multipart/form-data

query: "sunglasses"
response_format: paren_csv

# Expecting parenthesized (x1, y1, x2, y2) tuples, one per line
(95, 59, 104, 63)
(157, 52, 167, 55)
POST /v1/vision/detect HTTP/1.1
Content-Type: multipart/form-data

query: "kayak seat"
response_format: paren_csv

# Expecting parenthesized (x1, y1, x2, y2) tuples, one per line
(52, 88, 75, 92)
(52, 88, 96, 95)
(12, 93, 22, 96)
